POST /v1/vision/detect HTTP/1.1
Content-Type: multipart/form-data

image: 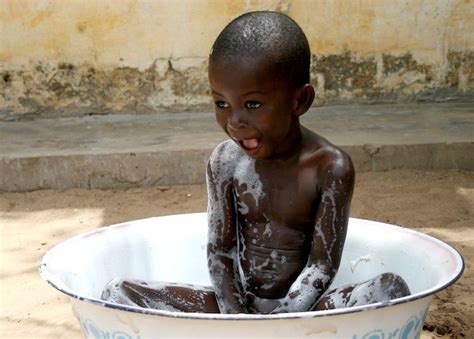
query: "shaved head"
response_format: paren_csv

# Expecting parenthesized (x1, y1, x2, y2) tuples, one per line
(210, 11, 311, 87)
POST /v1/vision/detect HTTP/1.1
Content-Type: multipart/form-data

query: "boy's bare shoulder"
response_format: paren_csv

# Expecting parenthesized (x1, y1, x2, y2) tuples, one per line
(207, 140, 243, 179)
(302, 129, 354, 181)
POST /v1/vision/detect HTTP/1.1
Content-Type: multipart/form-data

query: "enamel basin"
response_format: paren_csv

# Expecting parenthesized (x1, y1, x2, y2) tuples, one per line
(39, 213, 464, 338)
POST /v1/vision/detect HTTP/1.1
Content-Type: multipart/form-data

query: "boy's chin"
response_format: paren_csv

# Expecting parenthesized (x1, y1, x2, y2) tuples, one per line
(243, 147, 274, 160)
(241, 144, 270, 159)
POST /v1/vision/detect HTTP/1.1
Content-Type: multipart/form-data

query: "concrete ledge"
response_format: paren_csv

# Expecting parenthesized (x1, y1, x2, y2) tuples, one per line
(0, 150, 211, 191)
(0, 103, 473, 191)
(1, 143, 472, 191)
(345, 142, 474, 172)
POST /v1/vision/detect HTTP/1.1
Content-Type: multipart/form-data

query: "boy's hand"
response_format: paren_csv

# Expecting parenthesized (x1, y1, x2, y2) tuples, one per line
(246, 293, 281, 314)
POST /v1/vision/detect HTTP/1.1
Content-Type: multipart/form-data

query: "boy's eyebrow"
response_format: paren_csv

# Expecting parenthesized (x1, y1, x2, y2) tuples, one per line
(242, 90, 267, 96)
(211, 90, 267, 97)
(211, 90, 224, 97)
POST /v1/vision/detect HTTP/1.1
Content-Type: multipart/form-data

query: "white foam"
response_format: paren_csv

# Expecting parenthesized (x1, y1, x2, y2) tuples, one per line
(270, 250, 278, 260)
(350, 255, 372, 273)
(234, 152, 265, 207)
(207, 141, 239, 247)
(274, 264, 332, 313)
(263, 223, 272, 237)
(102, 278, 181, 312)
(237, 201, 249, 215)
(260, 282, 275, 291)
(314, 179, 345, 266)
(250, 258, 270, 272)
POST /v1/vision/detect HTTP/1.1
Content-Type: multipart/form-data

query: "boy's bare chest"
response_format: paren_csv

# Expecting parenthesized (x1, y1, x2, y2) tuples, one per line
(232, 157, 318, 229)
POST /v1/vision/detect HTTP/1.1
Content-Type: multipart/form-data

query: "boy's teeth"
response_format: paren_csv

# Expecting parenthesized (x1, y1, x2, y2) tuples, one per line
(242, 139, 259, 150)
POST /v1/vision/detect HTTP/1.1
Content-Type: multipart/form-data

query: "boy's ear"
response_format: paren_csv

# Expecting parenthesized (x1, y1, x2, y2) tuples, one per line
(293, 84, 315, 116)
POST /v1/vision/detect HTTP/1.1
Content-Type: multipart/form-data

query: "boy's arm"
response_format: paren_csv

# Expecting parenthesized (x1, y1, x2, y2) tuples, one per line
(272, 152, 355, 313)
(206, 158, 247, 314)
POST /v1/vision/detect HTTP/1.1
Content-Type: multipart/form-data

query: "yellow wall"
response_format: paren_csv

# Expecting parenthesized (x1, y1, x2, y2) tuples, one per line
(1, 0, 473, 119)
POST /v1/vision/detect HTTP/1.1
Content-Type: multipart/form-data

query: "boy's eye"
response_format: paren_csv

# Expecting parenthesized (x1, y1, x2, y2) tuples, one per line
(245, 101, 262, 109)
(214, 101, 229, 109)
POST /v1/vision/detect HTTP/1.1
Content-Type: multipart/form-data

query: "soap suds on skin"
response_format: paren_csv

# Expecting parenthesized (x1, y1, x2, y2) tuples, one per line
(263, 223, 272, 237)
(237, 201, 249, 214)
(207, 141, 348, 314)
(207, 141, 265, 313)
(102, 278, 210, 312)
(234, 148, 265, 208)
(314, 180, 340, 266)
(269, 263, 333, 313)
(319, 273, 410, 309)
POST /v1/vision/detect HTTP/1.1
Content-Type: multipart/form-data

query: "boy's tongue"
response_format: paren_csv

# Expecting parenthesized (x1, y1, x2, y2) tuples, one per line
(242, 138, 259, 150)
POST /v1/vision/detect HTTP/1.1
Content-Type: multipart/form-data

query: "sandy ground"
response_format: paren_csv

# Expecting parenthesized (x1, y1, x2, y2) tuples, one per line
(0, 169, 472, 338)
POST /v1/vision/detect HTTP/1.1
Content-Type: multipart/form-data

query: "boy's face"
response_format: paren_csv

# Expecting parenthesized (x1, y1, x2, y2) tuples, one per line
(208, 56, 300, 160)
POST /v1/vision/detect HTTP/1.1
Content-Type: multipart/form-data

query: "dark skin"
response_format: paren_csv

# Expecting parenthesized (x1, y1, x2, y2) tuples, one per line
(101, 54, 410, 313)
(206, 56, 354, 313)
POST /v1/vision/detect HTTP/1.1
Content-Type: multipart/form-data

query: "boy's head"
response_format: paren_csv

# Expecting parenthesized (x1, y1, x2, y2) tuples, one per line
(208, 11, 314, 159)
(209, 11, 310, 88)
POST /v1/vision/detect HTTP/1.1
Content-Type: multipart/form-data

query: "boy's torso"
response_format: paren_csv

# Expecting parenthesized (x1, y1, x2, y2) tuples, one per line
(221, 131, 327, 299)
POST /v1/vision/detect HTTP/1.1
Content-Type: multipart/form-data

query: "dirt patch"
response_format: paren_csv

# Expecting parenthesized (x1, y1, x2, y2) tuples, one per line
(0, 169, 472, 337)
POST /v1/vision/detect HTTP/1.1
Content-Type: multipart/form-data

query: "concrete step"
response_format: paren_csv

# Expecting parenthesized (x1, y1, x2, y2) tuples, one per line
(1, 103, 473, 191)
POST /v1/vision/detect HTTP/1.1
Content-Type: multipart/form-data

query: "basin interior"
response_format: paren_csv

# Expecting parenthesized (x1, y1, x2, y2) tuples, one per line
(41, 213, 463, 310)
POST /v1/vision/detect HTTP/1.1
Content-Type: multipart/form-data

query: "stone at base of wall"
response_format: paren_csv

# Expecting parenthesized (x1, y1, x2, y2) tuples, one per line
(1, 143, 472, 192)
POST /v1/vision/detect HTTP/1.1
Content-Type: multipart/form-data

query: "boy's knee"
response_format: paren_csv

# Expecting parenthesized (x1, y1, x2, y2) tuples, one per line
(378, 272, 410, 298)
(101, 278, 148, 306)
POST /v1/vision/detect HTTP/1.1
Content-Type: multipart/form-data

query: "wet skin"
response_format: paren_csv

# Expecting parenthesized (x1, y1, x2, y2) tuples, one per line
(101, 56, 410, 313)
(206, 56, 354, 313)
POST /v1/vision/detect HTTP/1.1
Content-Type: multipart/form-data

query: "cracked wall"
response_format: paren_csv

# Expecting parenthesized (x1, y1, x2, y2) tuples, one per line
(1, 0, 473, 120)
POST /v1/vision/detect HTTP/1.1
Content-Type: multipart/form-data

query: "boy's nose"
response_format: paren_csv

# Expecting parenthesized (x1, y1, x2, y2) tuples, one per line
(228, 109, 247, 129)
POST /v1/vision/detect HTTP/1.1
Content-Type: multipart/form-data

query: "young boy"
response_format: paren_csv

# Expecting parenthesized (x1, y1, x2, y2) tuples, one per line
(102, 11, 410, 314)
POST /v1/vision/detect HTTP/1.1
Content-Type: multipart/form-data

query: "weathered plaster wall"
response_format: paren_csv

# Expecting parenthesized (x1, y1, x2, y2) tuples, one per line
(1, 0, 473, 120)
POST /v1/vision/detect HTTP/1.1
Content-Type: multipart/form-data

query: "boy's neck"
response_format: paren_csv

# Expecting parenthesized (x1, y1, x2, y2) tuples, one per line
(259, 121, 303, 162)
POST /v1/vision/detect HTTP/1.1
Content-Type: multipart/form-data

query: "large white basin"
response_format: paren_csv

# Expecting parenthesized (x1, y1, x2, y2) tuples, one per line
(39, 213, 464, 338)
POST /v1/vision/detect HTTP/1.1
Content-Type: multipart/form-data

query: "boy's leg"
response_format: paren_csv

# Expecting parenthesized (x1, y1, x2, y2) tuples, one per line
(102, 278, 221, 313)
(314, 272, 410, 311)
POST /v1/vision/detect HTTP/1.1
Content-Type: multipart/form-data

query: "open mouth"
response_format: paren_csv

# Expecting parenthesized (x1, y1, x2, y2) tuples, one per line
(238, 138, 261, 152)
